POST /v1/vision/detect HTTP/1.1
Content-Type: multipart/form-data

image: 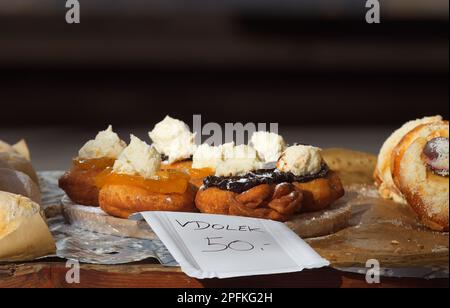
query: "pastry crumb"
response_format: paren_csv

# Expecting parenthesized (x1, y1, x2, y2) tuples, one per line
(394, 248, 402, 254)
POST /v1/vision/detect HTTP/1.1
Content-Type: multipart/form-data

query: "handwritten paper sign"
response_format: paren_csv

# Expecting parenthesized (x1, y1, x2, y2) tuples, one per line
(137, 212, 329, 279)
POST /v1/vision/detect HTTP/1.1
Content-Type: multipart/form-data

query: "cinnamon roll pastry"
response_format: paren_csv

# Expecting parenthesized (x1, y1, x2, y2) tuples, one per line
(391, 120, 449, 231)
(374, 116, 443, 203)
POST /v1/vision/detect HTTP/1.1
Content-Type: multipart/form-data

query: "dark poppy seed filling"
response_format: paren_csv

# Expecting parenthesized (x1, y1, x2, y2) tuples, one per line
(203, 164, 330, 194)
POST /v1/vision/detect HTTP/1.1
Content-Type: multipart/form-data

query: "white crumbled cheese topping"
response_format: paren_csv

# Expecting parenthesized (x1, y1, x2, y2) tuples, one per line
(113, 135, 161, 179)
(277, 145, 323, 176)
(215, 145, 261, 177)
(192, 144, 224, 170)
(223, 144, 257, 160)
(149, 116, 197, 164)
(78, 125, 127, 160)
(215, 159, 261, 177)
(192, 142, 238, 170)
(220, 142, 235, 158)
(193, 143, 262, 176)
(250, 131, 286, 163)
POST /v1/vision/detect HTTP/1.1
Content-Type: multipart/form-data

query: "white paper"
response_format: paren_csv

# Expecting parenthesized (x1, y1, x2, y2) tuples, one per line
(138, 212, 329, 279)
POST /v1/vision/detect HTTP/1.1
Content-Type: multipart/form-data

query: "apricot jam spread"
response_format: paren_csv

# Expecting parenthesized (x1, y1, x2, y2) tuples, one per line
(95, 169, 190, 194)
(73, 157, 116, 171)
(188, 168, 214, 180)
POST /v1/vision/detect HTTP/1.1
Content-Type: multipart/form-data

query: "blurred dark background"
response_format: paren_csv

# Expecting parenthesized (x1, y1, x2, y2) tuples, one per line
(0, 0, 448, 169)
(1, 0, 448, 126)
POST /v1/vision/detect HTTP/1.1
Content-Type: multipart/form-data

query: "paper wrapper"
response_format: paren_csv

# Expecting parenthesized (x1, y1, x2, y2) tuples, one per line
(1, 139, 54, 262)
(0, 213, 56, 262)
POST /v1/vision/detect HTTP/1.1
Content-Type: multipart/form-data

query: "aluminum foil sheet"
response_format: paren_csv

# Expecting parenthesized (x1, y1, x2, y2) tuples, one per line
(49, 216, 177, 265)
(39, 171, 177, 266)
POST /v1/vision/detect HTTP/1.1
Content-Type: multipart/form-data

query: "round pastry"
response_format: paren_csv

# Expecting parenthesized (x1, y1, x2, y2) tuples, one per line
(59, 158, 114, 207)
(99, 182, 198, 219)
(59, 125, 126, 207)
(195, 144, 303, 221)
(196, 183, 303, 222)
(293, 171, 345, 212)
(391, 120, 449, 231)
(277, 145, 345, 213)
(251, 133, 344, 213)
(374, 115, 443, 203)
(96, 135, 197, 218)
(195, 143, 345, 221)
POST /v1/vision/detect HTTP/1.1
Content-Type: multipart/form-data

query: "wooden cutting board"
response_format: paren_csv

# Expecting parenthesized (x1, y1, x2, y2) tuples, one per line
(315, 148, 448, 271)
(308, 185, 449, 271)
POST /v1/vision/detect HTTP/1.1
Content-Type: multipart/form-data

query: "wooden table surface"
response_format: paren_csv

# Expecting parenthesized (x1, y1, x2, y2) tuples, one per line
(0, 259, 448, 288)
